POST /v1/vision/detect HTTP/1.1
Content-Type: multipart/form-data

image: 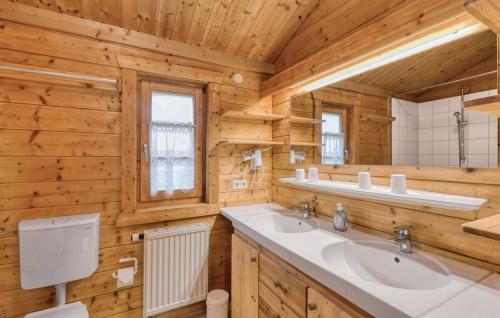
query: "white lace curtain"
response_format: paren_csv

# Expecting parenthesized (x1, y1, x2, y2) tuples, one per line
(150, 121, 195, 195)
(322, 132, 344, 164)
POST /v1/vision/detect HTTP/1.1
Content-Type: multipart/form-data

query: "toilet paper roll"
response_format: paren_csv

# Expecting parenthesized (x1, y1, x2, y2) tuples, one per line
(116, 267, 135, 288)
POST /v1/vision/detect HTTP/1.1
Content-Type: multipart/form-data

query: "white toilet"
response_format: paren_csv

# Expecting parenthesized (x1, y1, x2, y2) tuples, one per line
(19, 213, 100, 318)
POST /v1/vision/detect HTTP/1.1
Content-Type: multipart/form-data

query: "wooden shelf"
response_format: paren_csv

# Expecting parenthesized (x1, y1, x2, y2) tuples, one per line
(360, 113, 396, 123)
(290, 141, 323, 147)
(290, 116, 324, 124)
(220, 110, 285, 121)
(462, 214, 500, 241)
(218, 138, 285, 146)
(463, 95, 500, 118)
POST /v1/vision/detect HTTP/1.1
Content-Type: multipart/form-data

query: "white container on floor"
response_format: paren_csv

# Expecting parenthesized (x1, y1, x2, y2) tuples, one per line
(206, 289, 229, 318)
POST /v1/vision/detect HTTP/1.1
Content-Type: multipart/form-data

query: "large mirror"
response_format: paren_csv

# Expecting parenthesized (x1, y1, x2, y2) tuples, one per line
(291, 29, 498, 168)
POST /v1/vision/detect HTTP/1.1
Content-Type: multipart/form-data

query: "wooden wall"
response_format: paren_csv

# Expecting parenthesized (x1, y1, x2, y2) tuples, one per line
(0, 17, 272, 318)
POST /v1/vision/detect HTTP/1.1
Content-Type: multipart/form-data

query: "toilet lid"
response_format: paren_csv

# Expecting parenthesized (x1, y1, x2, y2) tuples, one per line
(25, 302, 88, 318)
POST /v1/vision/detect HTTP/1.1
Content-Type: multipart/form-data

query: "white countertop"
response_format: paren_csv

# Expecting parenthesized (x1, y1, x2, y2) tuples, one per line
(222, 203, 499, 318)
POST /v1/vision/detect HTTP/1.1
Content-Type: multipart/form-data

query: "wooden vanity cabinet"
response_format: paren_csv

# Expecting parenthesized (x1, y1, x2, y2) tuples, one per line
(231, 232, 370, 318)
(231, 233, 260, 318)
(307, 287, 353, 318)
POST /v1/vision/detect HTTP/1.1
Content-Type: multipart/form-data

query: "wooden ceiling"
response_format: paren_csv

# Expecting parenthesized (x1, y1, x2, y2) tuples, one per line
(12, 0, 319, 63)
(340, 30, 497, 100)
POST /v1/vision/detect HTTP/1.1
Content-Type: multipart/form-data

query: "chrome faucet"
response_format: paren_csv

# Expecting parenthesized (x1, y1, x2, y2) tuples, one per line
(296, 202, 311, 220)
(394, 227, 412, 253)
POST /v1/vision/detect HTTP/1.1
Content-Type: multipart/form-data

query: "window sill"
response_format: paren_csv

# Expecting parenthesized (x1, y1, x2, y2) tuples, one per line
(115, 203, 219, 227)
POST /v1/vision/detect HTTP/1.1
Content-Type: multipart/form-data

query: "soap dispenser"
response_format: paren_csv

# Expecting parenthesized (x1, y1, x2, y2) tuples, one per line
(333, 203, 348, 232)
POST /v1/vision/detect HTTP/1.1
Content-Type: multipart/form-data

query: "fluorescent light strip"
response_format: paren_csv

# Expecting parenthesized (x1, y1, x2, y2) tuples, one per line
(304, 23, 486, 92)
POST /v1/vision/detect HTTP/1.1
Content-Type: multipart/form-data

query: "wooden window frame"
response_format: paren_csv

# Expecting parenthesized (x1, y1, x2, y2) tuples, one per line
(320, 104, 349, 164)
(139, 80, 205, 204)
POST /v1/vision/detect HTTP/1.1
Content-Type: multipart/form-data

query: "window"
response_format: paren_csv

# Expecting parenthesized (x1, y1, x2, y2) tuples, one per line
(322, 112, 345, 164)
(140, 81, 204, 203)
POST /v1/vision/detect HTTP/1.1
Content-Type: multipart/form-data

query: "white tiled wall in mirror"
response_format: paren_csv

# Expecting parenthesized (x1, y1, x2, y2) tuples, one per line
(392, 90, 498, 168)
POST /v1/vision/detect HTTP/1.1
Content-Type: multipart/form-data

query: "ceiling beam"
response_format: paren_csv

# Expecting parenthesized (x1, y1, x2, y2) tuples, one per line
(465, 0, 500, 34)
(0, 2, 275, 74)
(414, 54, 497, 102)
(260, 0, 474, 97)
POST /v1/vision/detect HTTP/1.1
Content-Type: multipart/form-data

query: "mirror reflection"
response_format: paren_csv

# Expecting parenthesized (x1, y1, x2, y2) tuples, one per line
(292, 29, 498, 168)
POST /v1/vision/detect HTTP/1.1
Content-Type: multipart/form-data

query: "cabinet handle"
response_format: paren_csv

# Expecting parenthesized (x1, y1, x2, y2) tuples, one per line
(308, 303, 317, 311)
(274, 281, 281, 288)
(250, 257, 257, 262)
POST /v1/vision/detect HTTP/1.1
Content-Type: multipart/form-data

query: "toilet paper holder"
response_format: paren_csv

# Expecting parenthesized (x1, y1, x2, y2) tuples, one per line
(112, 257, 138, 279)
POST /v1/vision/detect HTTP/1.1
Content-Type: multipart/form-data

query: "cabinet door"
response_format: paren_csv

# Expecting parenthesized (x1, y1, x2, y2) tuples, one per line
(307, 288, 353, 318)
(232, 234, 259, 318)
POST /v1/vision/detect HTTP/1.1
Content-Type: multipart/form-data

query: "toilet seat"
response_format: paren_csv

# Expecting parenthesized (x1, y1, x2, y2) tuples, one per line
(25, 301, 89, 318)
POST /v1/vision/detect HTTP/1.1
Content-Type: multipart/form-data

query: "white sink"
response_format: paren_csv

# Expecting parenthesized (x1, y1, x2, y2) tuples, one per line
(321, 241, 452, 290)
(249, 213, 320, 233)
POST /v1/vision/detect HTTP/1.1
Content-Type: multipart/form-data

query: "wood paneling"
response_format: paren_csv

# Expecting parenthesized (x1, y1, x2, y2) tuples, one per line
(261, 1, 475, 96)
(7, 0, 318, 64)
(274, 0, 405, 71)
(465, 0, 500, 35)
(231, 233, 259, 318)
(0, 12, 273, 318)
(344, 30, 497, 101)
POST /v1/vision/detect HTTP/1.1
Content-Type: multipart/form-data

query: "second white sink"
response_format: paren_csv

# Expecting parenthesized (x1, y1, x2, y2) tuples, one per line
(321, 241, 452, 290)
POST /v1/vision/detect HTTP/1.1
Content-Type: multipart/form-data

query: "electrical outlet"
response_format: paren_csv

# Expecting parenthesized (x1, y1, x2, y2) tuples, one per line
(232, 179, 248, 190)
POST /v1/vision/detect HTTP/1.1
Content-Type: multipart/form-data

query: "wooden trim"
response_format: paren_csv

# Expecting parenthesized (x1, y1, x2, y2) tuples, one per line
(120, 69, 138, 213)
(117, 55, 225, 84)
(320, 105, 349, 164)
(289, 116, 324, 124)
(115, 203, 219, 227)
(139, 81, 204, 202)
(261, 4, 478, 96)
(290, 141, 322, 147)
(359, 113, 396, 123)
(221, 111, 285, 121)
(463, 94, 500, 117)
(462, 214, 500, 241)
(0, 1, 275, 74)
(465, 0, 500, 34)
(219, 139, 285, 146)
(207, 83, 221, 205)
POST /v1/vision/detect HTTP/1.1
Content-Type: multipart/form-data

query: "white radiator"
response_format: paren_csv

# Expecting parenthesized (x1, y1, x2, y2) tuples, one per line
(143, 222, 209, 317)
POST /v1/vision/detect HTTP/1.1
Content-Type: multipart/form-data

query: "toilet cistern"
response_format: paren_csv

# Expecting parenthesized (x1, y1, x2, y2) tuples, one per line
(19, 213, 100, 317)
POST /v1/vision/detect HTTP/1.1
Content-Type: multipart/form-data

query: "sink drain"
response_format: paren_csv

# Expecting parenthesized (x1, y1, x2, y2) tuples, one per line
(394, 257, 400, 263)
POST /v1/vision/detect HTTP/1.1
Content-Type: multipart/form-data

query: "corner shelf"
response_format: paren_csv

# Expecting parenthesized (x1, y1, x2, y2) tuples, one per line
(463, 95, 500, 118)
(278, 178, 487, 211)
(290, 141, 323, 147)
(360, 113, 396, 123)
(218, 138, 285, 146)
(462, 214, 500, 240)
(289, 116, 324, 124)
(221, 110, 285, 121)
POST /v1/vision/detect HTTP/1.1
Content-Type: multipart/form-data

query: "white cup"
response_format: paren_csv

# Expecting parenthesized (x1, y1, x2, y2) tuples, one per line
(390, 174, 407, 194)
(358, 172, 372, 190)
(308, 167, 319, 183)
(296, 169, 305, 182)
